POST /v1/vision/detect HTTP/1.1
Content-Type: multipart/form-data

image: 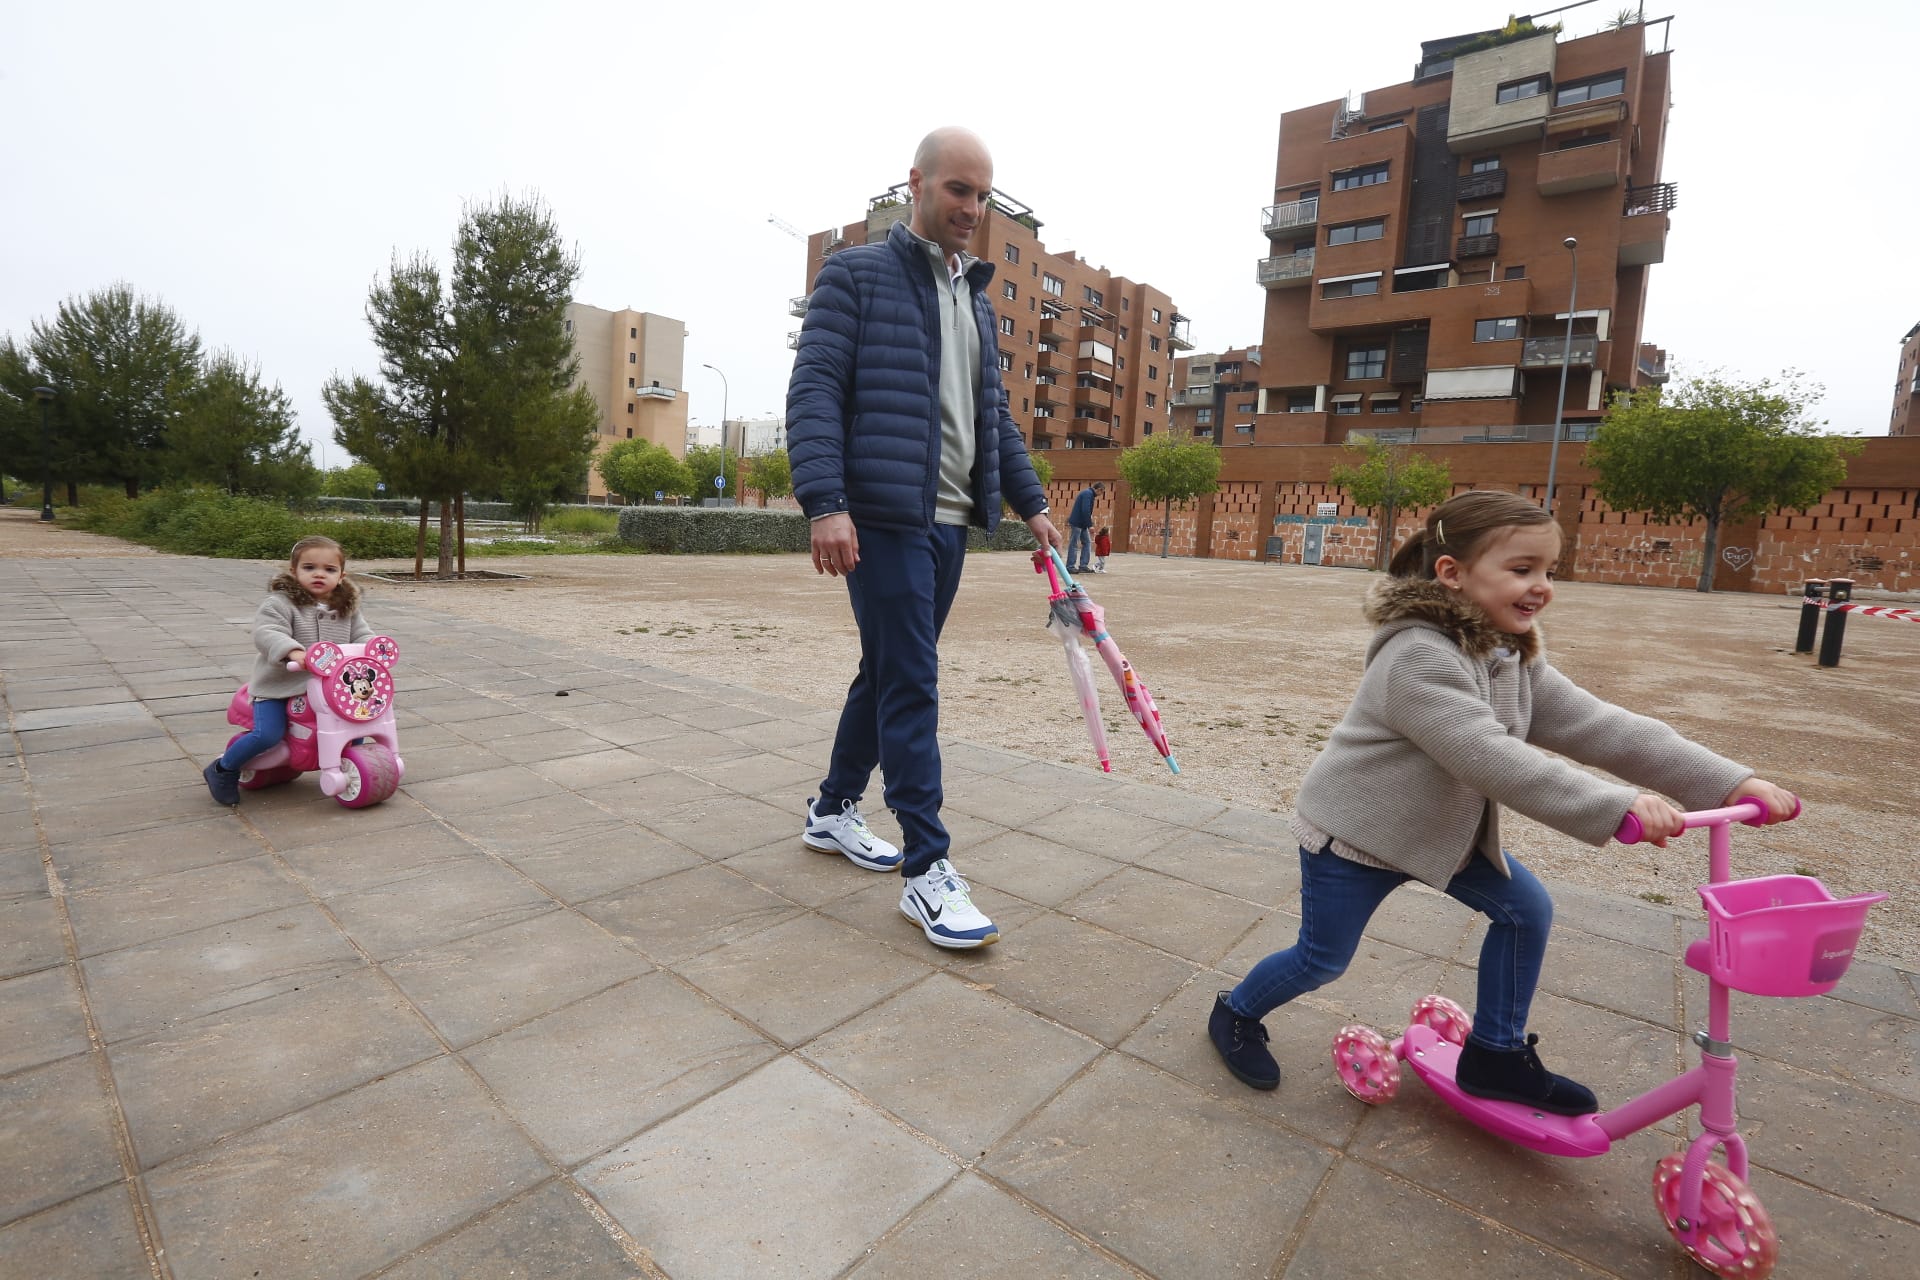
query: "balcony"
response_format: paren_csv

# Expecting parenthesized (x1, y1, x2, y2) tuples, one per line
(1625, 182, 1679, 216)
(1169, 314, 1193, 350)
(1636, 352, 1669, 384)
(788, 295, 810, 318)
(1537, 138, 1624, 196)
(1257, 252, 1315, 288)
(786, 331, 799, 351)
(1038, 314, 1074, 345)
(1619, 211, 1669, 266)
(1035, 381, 1067, 408)
(635, 384, 678, 400)
(1520, 335, 1598, 368)
(1455, 233, 1500, 259)
(1037, 346, 1070, 377)
(1263, 198, 1320, 237)
(1455, 169, 1507, 201)
(1169, 387, 1213, 408)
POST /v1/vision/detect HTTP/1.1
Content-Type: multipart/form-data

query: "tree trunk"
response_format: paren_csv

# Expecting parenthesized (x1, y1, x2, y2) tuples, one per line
(413, 505, 428, 581)
(1160, 498, 1172, 558)
(436, 498, 454, 579)
(1377, 500, 1398, 571)
(456, 493, 467, 578)
(124, 477, 139, 499)
(66, 479, 79, 507)
(1698, 515, 1720, 593)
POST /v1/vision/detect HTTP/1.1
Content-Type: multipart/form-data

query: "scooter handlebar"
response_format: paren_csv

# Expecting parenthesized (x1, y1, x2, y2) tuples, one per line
(1613, 796, 1801, 845)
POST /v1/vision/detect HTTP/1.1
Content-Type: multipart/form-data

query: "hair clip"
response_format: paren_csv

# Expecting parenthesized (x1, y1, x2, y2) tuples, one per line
(1434, 519, 1446, 546)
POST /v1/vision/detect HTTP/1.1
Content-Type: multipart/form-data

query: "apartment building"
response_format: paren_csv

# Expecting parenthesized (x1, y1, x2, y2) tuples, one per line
(1893, 323, 1919, 437)
(792, 189, 1188, 451)
(564, 304, 690, 499)
(1253, 17, 1675, 446)
(1168, 347, 1264, 444)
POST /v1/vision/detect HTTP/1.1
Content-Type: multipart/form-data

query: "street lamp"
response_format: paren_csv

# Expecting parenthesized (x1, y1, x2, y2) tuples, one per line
(1544, 236, 1579, 519)
(702, 362, 729, 505)
(33, 386, 56, 522)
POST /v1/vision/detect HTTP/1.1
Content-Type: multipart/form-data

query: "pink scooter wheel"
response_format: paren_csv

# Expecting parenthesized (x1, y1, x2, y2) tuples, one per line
(1331, 1025, 1400, 1104)
(1410, 994, 1473, 1047)
(1652, 1154, 1778, 1279)
(335, 742, 400, 809)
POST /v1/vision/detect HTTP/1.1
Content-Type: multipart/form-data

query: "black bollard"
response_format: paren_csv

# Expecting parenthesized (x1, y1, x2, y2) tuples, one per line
(1794, 580, 1827, 654)
(1816, 578, 1854, 668)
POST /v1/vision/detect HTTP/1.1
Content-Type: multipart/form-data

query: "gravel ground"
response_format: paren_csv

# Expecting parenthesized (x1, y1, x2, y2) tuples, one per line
(7, 510, 1915, 967)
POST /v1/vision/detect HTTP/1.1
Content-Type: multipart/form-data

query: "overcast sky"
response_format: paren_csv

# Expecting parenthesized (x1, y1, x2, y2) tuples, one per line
(4, 0, 1914, 463)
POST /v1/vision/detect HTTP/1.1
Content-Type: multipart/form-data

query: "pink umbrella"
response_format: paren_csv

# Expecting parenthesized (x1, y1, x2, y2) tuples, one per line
(1038, 547, 1179, 774)
(1043, 573, 1113, 772)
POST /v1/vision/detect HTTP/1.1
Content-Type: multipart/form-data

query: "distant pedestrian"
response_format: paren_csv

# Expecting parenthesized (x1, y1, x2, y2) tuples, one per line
(1067, 481, 1102, 573)
(203, 535, 372, 806)
(1093, 526, 1111, 573)
(787, 125, 1064, 950)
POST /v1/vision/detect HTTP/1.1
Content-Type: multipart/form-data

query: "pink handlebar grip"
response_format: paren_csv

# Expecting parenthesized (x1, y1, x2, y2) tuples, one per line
(1613, 796, 1800, 844)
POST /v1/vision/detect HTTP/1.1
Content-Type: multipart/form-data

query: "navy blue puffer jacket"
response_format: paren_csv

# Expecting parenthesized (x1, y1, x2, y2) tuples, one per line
(787, 221, 1048, 534)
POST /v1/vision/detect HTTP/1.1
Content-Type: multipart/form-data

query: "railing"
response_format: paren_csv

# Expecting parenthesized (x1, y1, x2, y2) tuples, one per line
(1256, 252, 1315, 285)
(1455, 232, 1500, 259)
(1169, 387, 1214, 407)
(788, 295, 809, 318)
(1169, 314, 1193, 349)
(635, 385, 678, 399)
(1263, 198, 1320, 234)
(1624, 182, 1679, 216)
(1637, 355, 1669, 382)
(786, 332, 800, 351)
(1521, 335, 1598, 367)
(1346, 422, 1600, 446)
(1456, 170, 1507, 201)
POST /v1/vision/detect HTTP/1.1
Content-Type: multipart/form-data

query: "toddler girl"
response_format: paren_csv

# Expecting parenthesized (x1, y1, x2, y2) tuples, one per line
(203, 535, 372, 806)
(1208, 491, 1794, 1113)
(1093, 526, 1111, 572)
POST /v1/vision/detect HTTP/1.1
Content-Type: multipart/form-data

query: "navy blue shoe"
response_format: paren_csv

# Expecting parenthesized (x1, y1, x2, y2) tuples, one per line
(1456, 1033, 1597, 1115)
(203, 759, 240, 807)
(1209, 991, 1280, 1090)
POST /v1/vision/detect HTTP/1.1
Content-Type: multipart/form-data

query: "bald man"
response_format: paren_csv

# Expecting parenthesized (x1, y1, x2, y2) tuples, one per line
(788, 127, 1063, 949)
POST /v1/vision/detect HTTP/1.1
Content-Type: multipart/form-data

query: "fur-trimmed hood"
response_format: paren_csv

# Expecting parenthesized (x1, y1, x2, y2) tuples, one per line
(1362, 576, 1540, 665)
(269, 571, 360, 619)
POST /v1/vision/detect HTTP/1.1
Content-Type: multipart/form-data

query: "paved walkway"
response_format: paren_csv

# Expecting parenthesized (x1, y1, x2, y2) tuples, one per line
(2, 554, 1915, 1280)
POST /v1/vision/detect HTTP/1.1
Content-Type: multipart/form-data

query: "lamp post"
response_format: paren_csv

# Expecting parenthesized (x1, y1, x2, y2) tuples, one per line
(33, 386, 56, 522)
(702, 362, 729, 504)
(1544, 236, 1579, 519)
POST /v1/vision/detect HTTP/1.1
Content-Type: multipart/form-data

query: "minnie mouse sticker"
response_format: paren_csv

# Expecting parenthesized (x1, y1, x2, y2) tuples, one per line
(312, 636, 399, 724)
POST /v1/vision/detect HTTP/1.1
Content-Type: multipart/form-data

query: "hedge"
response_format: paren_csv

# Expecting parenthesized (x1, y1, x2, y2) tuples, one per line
(64, 489, 420, 560)
(615, 506, 1040, 554)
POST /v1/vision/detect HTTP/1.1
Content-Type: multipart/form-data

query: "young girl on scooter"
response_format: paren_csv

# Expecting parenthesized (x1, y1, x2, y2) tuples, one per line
(1209, 490, 1794, 1113)
(203, 535, 373, 806)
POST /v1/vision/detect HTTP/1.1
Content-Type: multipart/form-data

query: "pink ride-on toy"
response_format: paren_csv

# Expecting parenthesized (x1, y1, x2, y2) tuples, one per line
(224, 636, 406, 808)
(1330, 800, 1884, 1278)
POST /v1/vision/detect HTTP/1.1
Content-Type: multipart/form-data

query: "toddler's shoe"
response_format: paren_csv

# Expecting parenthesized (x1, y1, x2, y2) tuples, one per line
(1209, 991, 1280, 1090)
(1455, 1033, 1597, 1115)
(203, 760, 241, 807)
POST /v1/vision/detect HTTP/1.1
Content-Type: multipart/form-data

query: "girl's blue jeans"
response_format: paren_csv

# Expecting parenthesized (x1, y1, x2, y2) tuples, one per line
(1228, 844, 1553, 1050)
(220, 697, 289, 770)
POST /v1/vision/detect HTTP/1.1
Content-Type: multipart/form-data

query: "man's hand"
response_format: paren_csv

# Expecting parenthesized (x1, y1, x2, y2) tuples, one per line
(1027, 513, 1064, 569)
(811, 513, 860, 577)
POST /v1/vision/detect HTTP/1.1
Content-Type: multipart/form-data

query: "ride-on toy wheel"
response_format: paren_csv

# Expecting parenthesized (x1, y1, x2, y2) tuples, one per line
(239, 764, 301, 791)
(1332, 1025, 1400, 1103)
(1652, 1154, 1778, 1279)
(336, 742, 400, 809)
(1410, 994, 1472, 1047)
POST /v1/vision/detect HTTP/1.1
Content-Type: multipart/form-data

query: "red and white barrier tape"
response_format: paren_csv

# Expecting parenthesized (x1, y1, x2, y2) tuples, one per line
(1804, 598, 1920, 625)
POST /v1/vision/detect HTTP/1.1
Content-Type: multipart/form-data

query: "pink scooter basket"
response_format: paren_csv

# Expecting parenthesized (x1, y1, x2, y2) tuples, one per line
(1696, 875, 1887, 997)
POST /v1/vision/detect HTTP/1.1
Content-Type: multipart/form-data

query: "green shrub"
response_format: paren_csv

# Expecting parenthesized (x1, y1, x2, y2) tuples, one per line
(617, 506, 812, 554)
(70, 488, 417, 560)
(541, 507, 620, 537)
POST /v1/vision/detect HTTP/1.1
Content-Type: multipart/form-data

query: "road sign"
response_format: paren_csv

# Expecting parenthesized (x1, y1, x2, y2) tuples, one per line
(715, 475, 725, 490)
(654, 490, 664, 501)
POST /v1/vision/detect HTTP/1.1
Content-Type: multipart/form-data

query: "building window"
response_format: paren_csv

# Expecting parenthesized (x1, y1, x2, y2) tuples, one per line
(564, 319, 573, 334)
(1121, 297, 1130, 311)
(1367, 119, 1405, 132)
(1556, 70, 1626, 106)
(1143, 422, 1154, 435)
(626, 403, 634, 414)
(626, 427, 633, 438)
(1470, 156, 1502, 173)
(1555, 131, 1612, 150)
(629, 327, 637, 338)
(1410, 395, 1425, 413)
(1145, 392, 1157, 408)
(628, 352, 637, 364)
(1496, 75, 1549, 104)
(1151, 307, 1162, 323)
(1287, 392, 1315, 413)
(1503, 264, 1527, 280)
(1149, 336, 1161, 352)
(999, 316, 1015, 336)
(1474, 317, 1520, 342)
(1331, 162, 1390, 190)
(1022, 397, 1029, 411)
(628, 377, 635, 388)
(1371, 396, 1399, 413)
(1334, 400, 1361, 416)
(1118, 326, 1128, 340)
(1196, 409, 1213, 424)
(1236, 423, 1256, 435)
(1322, 277, 1381, 299)
(1237, 402, 1256, 414)
(1024, 362, 1033, 379)
(1146, 364, 1158, 381)
(1084, 286, 1104, 306)
(1043, 273, 1064, 296)
(1005, 244, 1020, 264)
(1116, 355, 1126, 370)
(1003, 281, 1017, 301)
(1463, 213, 1496, 237)
(1327, 219, 1386, 246)
(1346, 345, 1387, 379)
(998, 351, 1013, 371)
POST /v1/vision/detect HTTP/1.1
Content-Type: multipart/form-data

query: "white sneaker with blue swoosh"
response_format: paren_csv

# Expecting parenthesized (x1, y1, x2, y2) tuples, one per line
(803, 797, 903, 871)
(900, 858, 998, 949)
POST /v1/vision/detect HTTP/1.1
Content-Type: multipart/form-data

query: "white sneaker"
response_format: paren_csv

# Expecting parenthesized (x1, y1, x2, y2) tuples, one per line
(803, 797, 903, 871)
(899, 858, 999, 949)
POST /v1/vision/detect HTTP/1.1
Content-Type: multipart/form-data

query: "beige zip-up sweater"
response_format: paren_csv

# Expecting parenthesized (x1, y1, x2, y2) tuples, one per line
(1290, 578, 1751, 890)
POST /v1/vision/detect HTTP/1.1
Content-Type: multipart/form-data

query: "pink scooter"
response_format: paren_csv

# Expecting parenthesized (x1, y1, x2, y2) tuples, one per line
(1329, 800, 1883, 1278)
(224, 637, 405, 808)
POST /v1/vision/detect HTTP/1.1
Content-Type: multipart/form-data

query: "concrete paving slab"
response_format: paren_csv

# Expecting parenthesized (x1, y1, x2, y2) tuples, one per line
(1682, 976, 1920, 1104)
(0, 897, 67, 980)
(963, 911, 1197, 1047)
(639, 793, 799, 859)
(325, 861, 557, 961)
(1062, 865, 1271, 967)
(578, 863, 803, 965)
(949, 829, 1125, 907)
(577, 768, 727, 816)
(375, 1180, 649, 1280)
(443, 790, 628, 856)
(0, 1184, 152, 1280)
(499, 826, 703, 905)
(848, 1173, 1140, 1279)
(47, 814, 265, 891)
(0, 1053, 123, 1225)
(0, 848, 44, 899)
(63, 853, 309, 957)
(0, 966, 88, 1077)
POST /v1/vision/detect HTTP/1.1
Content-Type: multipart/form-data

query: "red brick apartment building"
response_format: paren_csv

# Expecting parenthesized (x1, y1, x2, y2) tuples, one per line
(1893, 322, 1919, 437)
(792, 190, 1189, 452)
(1168, 347, 1264, 443)
(1254, 18, 1675, 446)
